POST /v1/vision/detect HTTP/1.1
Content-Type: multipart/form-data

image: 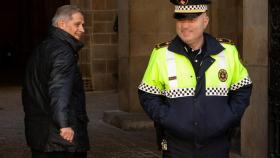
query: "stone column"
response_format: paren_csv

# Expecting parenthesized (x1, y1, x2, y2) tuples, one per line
(242, 0, 268, 157)
(118, 0, 175, 112)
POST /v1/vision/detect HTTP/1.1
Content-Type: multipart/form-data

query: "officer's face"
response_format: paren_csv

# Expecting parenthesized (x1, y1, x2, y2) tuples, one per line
(58, 12, 85, 40)
(176, 13, 209, 47)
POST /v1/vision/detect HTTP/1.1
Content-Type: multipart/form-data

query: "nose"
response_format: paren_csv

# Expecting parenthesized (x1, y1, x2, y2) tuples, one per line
(178, 20, 194, 30)
(80, 25, 85, 33)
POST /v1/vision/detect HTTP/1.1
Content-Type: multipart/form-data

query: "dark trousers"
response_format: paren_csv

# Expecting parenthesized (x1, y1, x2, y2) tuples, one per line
(162, 133, 230, 158)
(31, 149, 87, 158)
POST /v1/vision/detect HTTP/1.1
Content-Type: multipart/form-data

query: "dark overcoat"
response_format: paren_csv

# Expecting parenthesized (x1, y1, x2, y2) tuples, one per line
(22, 26, 89, 152)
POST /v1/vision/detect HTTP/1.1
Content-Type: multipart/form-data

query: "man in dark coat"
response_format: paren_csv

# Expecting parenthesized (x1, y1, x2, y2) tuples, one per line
(22, 5, 89, 158)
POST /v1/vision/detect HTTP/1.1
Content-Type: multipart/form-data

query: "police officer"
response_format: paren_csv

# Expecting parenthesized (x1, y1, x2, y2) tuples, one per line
(138, 0, 252, 158)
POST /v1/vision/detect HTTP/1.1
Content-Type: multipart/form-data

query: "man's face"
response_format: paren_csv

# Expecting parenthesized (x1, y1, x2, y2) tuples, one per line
(59, 12, 85, 40)
(176, 13, 209, 46)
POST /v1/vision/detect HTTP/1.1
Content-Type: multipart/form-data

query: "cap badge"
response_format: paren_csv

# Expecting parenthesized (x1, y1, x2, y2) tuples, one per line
(179, 0, 188, 5)
(218, 69, 228, 82)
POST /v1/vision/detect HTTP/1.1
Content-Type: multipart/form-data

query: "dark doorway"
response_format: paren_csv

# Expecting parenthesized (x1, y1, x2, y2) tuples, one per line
(269, 0, 280, 157)
(0, 0, 69, 85)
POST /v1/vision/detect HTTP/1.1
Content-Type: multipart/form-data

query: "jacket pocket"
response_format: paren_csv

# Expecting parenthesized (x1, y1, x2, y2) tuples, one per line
(159, 101, 194, 139)
(206, 103, 238, 139)
(222, 104, 238, 130)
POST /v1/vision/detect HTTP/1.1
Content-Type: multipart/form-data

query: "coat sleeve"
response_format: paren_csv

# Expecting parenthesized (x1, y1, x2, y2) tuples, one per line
(138, 90, 168, 123)
(228, 84, 252, 125)
(138, 48, 168, 123)
(228, 46, 253, 125)
(48, 48, 76, 128)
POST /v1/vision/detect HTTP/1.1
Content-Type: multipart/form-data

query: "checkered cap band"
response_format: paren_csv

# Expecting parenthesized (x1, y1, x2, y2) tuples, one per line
(230, 76, 252, 91)
(164, 88, 195, 98)
(175, 5, 208, 13)
(138, 82, 162, 95)
(206, 87, 229, 96)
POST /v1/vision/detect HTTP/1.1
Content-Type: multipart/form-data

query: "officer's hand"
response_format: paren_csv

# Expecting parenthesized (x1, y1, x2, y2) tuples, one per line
(60, 127, 74, 143)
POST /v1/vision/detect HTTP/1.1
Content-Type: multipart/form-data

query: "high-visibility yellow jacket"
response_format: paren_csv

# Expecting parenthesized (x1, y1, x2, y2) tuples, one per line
(138, 33, 252, 143)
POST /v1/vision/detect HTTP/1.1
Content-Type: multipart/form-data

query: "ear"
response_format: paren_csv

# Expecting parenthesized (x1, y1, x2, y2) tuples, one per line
(57, 19, 66, 29)
(203, 14, 209, 28)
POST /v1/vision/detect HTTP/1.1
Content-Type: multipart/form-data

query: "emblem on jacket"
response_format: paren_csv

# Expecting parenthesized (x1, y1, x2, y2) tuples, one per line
(218, 69, 228, 82)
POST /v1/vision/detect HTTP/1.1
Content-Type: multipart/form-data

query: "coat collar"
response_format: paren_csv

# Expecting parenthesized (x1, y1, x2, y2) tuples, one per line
(48, 26, 84, 52)
(168, 32, 224, 56)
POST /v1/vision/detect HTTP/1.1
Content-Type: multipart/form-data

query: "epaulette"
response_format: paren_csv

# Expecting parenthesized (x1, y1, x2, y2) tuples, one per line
(216, 38, 235, 45)
(155, 41, 171, 49)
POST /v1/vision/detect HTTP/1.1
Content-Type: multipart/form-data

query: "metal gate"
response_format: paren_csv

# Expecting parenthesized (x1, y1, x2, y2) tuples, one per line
(269, 0, 280, 157)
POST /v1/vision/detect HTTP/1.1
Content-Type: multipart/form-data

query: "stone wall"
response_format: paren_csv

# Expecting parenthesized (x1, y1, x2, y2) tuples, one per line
(71, 0, 118, 91)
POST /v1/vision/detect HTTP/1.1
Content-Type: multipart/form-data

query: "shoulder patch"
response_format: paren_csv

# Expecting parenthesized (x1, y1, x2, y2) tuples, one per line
(216, 38, 235, 45)
(155, 41, 171, 49)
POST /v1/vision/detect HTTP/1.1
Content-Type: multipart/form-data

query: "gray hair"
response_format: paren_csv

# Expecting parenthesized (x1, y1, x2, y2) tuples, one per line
(52, 5, 82, 27)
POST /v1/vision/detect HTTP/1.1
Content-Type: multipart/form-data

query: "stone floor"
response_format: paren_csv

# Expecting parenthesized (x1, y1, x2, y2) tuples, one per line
(0, 86, 241, 158)
(0, 86, 160, 158)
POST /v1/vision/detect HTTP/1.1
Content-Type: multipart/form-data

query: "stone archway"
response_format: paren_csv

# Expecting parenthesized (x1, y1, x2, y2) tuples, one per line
(0, 0, 69, 85)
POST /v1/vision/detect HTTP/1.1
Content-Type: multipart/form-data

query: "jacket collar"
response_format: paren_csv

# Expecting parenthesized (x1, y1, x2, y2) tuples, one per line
(48, 26, 84, 52)
(168, 32, 224, 56)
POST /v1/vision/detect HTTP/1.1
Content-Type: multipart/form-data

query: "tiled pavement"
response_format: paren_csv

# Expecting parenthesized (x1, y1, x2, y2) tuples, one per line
(0, 86, 241, 158)
(0, 86, 161, 158)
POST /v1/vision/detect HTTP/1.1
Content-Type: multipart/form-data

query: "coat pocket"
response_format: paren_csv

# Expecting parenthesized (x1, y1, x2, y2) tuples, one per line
(25, 119, 49, 148)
